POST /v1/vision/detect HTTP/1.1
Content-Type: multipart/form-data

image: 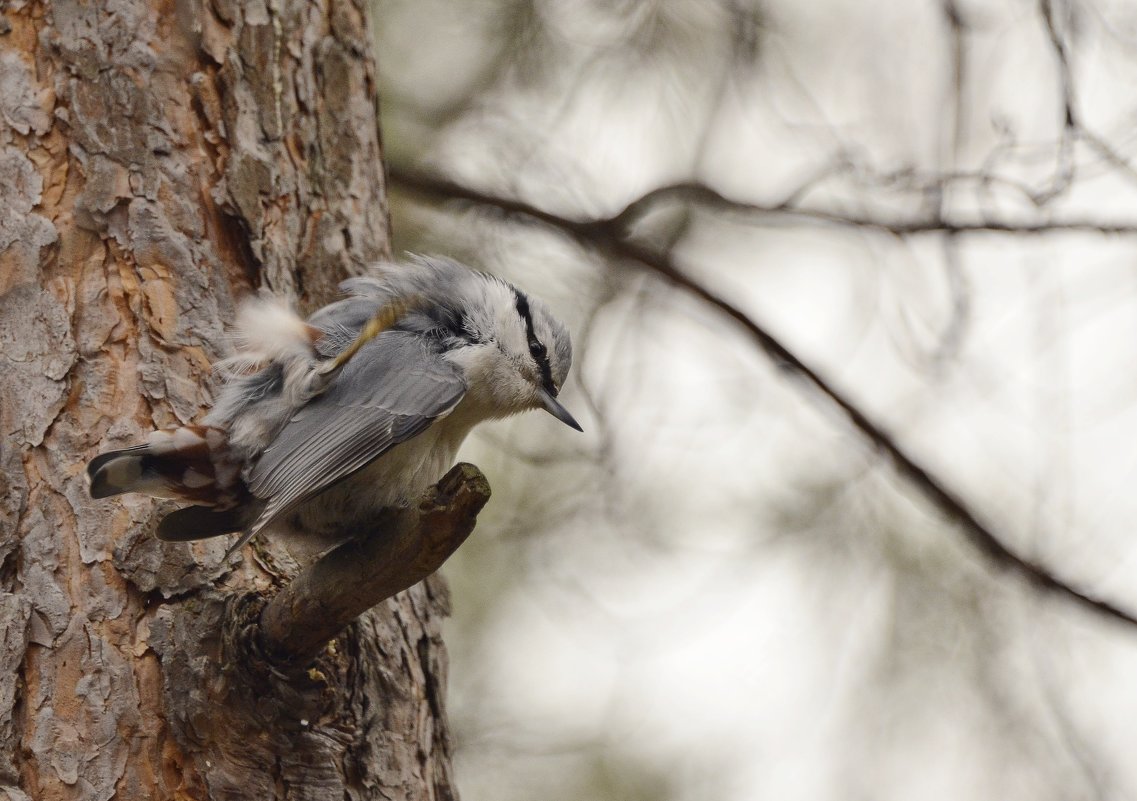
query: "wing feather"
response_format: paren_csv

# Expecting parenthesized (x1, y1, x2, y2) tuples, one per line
(245, 331, 465, 536)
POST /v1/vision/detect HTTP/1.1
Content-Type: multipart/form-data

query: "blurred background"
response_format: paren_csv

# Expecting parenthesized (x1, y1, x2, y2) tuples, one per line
(370, 1, 1137, 799)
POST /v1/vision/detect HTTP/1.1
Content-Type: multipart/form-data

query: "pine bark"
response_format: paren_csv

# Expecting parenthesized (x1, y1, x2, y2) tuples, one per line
(0, 1, 459, 799)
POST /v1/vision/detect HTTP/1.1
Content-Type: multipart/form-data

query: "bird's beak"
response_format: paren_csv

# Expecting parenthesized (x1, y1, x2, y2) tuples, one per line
(540, 390, 583, 432)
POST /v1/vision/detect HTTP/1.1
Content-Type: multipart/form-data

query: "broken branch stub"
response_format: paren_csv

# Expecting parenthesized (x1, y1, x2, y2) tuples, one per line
(258, 462, 492, 666)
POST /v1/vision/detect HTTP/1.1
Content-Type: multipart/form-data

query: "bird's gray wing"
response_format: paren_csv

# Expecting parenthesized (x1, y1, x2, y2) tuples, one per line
(237, 331, 465, 548)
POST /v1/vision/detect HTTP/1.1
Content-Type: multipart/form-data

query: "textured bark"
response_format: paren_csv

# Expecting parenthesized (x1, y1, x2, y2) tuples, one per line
(0, 1, 458, 799)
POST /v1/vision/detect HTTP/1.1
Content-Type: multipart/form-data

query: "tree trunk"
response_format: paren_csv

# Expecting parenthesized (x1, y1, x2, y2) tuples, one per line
(0, 1, 459, 799)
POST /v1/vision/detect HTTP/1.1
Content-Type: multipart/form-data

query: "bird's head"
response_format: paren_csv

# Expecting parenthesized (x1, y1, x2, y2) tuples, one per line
(319, 256, 583, 431)
(444, 271, 581, 431)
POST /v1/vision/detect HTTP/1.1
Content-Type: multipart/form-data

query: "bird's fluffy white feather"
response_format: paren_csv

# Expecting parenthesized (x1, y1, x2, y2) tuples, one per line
(214, 293, 318, 378)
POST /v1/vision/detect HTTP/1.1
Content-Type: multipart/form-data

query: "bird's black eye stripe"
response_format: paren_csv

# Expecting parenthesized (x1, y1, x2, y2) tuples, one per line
(514, 290, 533, 331)
(514, 289, 556, 394)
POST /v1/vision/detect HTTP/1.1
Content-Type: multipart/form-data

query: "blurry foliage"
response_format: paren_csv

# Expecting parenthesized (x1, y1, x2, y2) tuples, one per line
(371, 1, 1137, 800)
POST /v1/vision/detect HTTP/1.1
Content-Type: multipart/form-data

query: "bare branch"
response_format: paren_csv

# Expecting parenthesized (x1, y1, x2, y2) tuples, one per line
(1039, 0, 1137, 193)
(258, 463, 492, 666)
(389, 167, 1137, 630)
(393, 167, 1137, 237)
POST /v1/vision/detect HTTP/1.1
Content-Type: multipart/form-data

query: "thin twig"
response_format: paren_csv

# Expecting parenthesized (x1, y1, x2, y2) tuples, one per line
(389, 167, 1137, 630)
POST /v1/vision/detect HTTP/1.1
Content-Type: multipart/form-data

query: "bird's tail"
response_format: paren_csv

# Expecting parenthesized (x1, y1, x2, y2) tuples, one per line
(87, 425, 247, 508)
(87, 425, 263, 542)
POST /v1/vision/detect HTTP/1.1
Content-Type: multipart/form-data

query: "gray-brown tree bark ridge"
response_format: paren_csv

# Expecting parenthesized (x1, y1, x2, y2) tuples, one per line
(0, 1, 468, 799)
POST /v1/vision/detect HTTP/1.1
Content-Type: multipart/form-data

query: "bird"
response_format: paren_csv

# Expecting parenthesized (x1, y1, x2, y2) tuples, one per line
(86, 255, 581, 560)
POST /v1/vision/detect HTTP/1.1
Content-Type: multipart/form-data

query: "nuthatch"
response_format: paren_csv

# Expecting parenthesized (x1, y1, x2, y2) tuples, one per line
(87, 256, 580, 559)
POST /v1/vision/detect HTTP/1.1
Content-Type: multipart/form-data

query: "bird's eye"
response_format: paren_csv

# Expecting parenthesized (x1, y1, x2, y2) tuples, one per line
(529, 339, 547, 361)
